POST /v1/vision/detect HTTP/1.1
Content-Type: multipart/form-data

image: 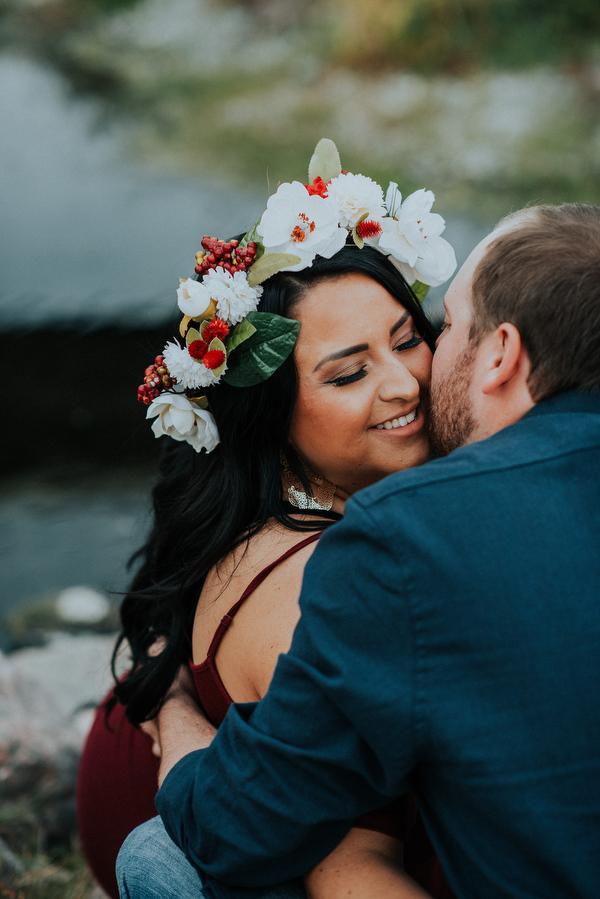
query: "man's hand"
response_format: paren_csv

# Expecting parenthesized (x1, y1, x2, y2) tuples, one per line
(139, 642, 218, 784)
(153, 663, 217, 786)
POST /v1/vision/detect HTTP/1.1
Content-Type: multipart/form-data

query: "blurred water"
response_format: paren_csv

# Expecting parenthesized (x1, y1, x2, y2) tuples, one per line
(0, 468, 153, 621)
(0, 53, 265, 330)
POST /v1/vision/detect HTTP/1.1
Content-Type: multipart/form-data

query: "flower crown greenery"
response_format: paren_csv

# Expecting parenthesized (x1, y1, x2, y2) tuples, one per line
(137, 138, 457, 454)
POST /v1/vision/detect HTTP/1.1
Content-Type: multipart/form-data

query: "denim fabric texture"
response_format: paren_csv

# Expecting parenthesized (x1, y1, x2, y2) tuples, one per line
(117, 817, 306, 899)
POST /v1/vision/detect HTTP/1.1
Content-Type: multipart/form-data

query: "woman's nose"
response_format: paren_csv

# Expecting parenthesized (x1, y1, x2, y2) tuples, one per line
(378, 359, 421, 403)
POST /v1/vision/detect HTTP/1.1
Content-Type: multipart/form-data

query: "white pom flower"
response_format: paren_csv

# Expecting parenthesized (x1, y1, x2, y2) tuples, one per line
(162, 340, 221, 390)
(202, 267, 262, 325)
(147, 393, 220, 453)
(257, 181, 347, 272)
(377, 186, 457, 287)
(326, 172, 386, 230)
(176, 278, 213, 318)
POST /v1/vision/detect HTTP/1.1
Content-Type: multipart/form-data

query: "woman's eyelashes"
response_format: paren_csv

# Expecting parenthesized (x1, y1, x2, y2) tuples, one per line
(327, 367, 367, 387)
(394, 331, 423, 352)
(326, 331, 423, 387)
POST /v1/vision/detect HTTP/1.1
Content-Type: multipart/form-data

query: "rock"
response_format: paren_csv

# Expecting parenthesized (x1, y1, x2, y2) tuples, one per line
(0, 632, 127, 866)
(56, 586, 112, 625)
(5, 587, 120, 651)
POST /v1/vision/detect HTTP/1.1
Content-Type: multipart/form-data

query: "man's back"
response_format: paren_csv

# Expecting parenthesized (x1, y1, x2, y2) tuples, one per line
(157, 389, 600, 898)
(345, 388, 600, 896)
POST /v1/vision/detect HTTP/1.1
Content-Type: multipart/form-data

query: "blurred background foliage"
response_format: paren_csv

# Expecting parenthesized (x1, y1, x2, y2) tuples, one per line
(3, 0, 600, 216)
(328, 0, 600, 70)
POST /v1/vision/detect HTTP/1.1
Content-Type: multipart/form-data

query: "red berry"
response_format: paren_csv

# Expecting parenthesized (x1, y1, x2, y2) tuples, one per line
(188, 339, 208, 360)
(203, 349, 226, 370)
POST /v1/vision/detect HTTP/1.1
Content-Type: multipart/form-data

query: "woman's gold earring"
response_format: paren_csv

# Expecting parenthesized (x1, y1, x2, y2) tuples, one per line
(280, 453, 335, 511)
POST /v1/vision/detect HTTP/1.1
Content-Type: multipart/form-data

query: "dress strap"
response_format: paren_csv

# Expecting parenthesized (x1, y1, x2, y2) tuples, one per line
(205, 531, 323, 660)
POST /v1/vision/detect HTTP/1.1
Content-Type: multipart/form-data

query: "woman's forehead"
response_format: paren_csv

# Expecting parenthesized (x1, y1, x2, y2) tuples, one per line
(296, 273, 408, 329)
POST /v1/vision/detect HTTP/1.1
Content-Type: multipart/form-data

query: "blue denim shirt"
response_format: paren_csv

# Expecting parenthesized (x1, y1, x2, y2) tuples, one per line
(157, 390, 600, 899)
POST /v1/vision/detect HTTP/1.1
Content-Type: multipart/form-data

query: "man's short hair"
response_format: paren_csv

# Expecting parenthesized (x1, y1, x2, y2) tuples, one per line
(470, 203, 600, 401)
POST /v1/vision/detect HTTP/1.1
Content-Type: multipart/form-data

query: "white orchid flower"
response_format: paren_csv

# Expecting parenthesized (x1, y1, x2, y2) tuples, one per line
(378, 187, 457, 286)
(257, 181, 347, 272)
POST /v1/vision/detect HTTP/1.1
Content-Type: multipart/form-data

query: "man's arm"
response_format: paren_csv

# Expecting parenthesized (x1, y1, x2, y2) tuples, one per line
(155, 498, 418, 888)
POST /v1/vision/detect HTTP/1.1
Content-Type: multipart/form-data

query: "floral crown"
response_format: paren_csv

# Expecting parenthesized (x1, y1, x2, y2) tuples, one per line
(138, 139, 457, 454)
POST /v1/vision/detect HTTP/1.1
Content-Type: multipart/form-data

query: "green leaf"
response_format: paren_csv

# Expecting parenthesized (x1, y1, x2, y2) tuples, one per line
(223, 311, 300, 387)
(411, 280, 430, 304)
(200, 320, 210, 339)
(224, 317, 257, 354)
(308, 138, 342, 183)
(247, 252, 302, 287)
(208, 337, 227, 378)
(189, 395, 208, 410)
(185, 327, 203, 347)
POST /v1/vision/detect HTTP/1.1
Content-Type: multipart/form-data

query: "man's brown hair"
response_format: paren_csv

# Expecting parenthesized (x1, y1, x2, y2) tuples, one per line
(470, 204, 600, 401)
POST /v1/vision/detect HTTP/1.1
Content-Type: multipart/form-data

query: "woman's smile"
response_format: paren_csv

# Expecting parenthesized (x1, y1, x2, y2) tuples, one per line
(372, 405, 421, 431)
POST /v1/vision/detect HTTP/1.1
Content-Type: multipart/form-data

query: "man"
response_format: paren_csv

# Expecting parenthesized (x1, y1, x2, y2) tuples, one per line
(118, 204, 600, 898)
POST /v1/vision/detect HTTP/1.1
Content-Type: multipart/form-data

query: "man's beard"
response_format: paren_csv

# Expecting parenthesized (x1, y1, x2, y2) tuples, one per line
(430, 342, 477, 456)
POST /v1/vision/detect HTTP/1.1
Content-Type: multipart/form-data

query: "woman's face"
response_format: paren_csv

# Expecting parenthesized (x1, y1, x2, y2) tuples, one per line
(289, 273, 433, 496)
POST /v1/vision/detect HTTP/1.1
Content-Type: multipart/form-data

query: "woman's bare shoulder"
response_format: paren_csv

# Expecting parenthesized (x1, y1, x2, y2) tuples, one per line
(191, 516, 329, 698)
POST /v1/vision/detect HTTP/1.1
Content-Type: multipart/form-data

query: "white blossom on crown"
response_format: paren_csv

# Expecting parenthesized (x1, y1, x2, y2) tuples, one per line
(203, 267, 262, 325)
(162, 340, 222, 390)
(147, 393, 220, 453)
(257, 181, 347, 272)
(176, 278, 213, 318)
(376, 185, 457, 287)
(326, 172, 386, 230)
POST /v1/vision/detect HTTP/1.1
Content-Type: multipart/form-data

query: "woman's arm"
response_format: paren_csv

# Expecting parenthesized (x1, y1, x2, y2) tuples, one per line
(305, 827, 431, 899)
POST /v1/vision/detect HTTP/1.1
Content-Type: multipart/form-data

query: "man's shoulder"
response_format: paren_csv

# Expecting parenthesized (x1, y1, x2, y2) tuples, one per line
(353, 389, 600, 515)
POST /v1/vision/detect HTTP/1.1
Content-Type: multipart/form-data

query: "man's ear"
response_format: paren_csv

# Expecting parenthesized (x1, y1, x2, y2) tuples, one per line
(481, 323, 526, 395)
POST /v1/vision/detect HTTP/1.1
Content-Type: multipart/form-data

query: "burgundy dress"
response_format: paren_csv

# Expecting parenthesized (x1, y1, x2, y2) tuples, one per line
(77, 533, 454, 899)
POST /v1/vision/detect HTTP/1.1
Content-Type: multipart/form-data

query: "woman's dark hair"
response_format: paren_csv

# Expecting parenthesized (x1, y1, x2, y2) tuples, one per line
(114, 244, 436, 725)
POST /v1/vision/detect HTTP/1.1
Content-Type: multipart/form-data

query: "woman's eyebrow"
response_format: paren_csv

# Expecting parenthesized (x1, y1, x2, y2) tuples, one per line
(313, 343, 369, 372)
(390, 312, 410, 336)
(313, 312, 412, 372)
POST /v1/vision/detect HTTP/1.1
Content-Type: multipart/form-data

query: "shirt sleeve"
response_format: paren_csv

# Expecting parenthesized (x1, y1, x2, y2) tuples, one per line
(156, 497, 419, 888)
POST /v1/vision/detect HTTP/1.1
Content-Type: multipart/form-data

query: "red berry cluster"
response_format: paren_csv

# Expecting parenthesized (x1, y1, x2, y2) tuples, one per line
(195, 237, 258, 275)
(137, 355, 176, 405)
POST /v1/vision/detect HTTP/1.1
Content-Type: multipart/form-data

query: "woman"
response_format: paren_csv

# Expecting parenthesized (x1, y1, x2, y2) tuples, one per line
(77, 142, 457, 899)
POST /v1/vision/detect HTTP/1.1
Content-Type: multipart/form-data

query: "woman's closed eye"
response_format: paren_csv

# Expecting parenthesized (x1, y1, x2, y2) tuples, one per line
(327, 367, 367, 387)
(394, 331, 423, 352)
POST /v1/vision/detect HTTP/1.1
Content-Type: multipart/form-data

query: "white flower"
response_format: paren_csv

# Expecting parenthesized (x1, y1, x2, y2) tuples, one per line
(176, 278, 213, 318)
(377, 187, 457, 287)
(326, 172, 386, 229)
(257, 181, 347, 272)
(203, 267, 262, 325)
(147, 393, 220, 453)
(162, 340, 222, 389)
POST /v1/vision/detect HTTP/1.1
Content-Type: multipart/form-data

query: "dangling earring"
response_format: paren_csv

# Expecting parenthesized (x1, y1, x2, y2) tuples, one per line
(280, 452, 336, 512)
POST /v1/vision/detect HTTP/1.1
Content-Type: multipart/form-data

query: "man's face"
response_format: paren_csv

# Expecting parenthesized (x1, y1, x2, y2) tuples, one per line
(429, 235, 494, 455)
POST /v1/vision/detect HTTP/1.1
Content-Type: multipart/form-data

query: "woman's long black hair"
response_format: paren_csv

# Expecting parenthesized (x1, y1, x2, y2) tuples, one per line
(114, 244, 437, 725)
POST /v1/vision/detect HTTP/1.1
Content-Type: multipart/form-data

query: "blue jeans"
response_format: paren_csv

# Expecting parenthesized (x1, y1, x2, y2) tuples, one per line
(117, 816, 306, 899)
